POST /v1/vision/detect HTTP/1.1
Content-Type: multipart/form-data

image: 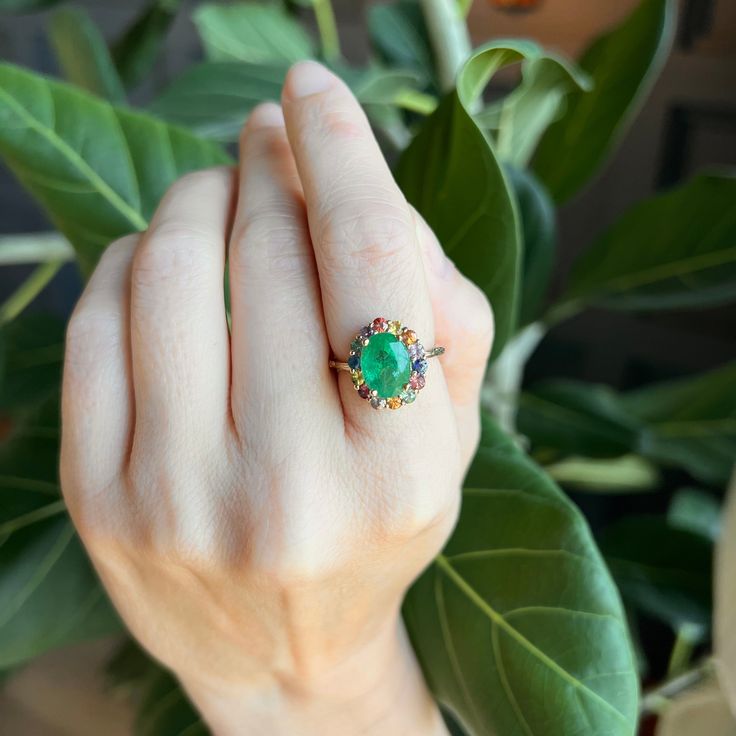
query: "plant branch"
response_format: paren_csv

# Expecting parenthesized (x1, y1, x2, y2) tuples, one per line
(393, 89, 438, 115)
(0, 232, 74, 264)
(485, 322, 545, 434)
(640, 658, 715, 716)
(420, 0, 472, 91)
(666, 623, 705, 679)
(312, 0, 340, 62)
(0, 260, 63, 325)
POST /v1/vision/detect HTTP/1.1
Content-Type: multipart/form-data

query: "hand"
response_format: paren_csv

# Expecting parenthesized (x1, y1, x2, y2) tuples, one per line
(60, 61, 493, 736)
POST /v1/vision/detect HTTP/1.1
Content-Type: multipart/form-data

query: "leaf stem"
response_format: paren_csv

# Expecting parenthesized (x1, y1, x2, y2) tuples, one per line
(0, 500, 67, 536)
(312, 0, 340, 62)
(666, 623, 705, 679)
(485, 322, 545, 434)
(419, 0, 472, 91)
(541, 297, 584, 329)
(640, 658, 714, 715)
(392, 89, 438, 115)
(0, 232, 74, 264)
(0, 261, 63, 325)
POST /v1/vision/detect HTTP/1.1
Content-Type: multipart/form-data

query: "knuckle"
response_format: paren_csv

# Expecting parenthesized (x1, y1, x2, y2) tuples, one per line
(319, 200, 415, 272)
(230, 214, 309, 280)
(65, 307, 119, 365)
(134, 223, 217, 288)
(242, 122, 291, 161)
(384, 493, 459, 544)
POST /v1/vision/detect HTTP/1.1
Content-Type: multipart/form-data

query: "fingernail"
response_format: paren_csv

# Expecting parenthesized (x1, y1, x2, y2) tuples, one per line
(248, 102, 285, 129)
(285, 61, 335, 99)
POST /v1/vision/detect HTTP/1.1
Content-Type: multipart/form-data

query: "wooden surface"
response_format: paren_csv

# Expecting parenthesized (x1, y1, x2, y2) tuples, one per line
(0, 640, 134, 736)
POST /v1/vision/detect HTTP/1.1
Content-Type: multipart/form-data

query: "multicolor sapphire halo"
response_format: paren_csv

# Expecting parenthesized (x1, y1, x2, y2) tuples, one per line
(329, 317, 444, 410)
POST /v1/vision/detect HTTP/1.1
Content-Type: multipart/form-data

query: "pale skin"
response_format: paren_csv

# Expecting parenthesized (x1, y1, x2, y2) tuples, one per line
(60, 62, 493, 735)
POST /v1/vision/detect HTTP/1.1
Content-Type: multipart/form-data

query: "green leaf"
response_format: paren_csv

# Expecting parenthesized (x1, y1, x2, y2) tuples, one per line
(150, 61, 287, 142)
(193, 2, 314, 64)
(668, 488, 722, 542)
(0, 0, 61, 11)
(407, 421, 638, 735)
(518, 381, 640, 460)
(344, 65, 425, 107)
(368, 0, 435, 88)
(599, 515, 713, 629)
(149, 61, 422, 143)
(112, 0, 183, 89)
(397, 42, 538, 359)
(559, 174, 736, 313)
(0, 403, 120, 668)
(506, 166, 557, 326)
(0, 63, 230, 274)
(520, 365, 736, 486)
(48, 7, 126, 103)
(533, 0, 677, 202)
(494, 54, 590, 169)
(135, 667, 206, 736)
(0, 513, 120, 669)
(622, 362, 736, 486)
(0, 313, 64, 413)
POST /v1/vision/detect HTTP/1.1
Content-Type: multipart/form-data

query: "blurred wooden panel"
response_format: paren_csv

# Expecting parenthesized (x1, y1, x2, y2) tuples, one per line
(467, 0, 735, 58)
(467, 0, 641, 57)
(0, 639, 134, 736)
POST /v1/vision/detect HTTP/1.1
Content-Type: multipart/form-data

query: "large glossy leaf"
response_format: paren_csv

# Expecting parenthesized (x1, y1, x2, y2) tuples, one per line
(506, 166, 557, 326)
(48, 7, 126, 103)
(0, 0, 61, 11)
(559, 175, 736, 313)
(493, 55, 590, 169)
(715, 473, 736, 717)
(0, 399, 120, 669)
(518, 380, 640, 460)
(599, 515, 713, 630)
(368, 0, 435, 89)
(0, 313, 64, 413)
(520, 364, 736, 486)
(407, 419, 638, 736)
(112, 0, 183, 89)
(149, 61, 421, 143)
(150, 61, 287, 142)
(193, 2, 314, 64)
(622, 362, 736, 486)
(668, 487, 722, 542)
(396, 42, 539, 359)
(0, 64, 230, 274)
(533, 0, 676, 202)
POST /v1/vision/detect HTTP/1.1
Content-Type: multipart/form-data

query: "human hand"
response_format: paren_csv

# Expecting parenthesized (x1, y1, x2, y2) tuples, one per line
(60, 61, 493, 736)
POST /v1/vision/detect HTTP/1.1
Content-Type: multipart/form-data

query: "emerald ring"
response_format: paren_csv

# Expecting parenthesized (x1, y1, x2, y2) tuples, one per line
(329, 317, 445, 410)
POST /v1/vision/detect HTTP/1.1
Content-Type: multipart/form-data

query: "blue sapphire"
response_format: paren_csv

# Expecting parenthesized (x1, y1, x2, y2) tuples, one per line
(413, 359, 428, 375)
(348, 354, 361, 371)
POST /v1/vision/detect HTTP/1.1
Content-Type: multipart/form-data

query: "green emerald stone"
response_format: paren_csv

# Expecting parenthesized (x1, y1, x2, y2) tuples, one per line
(361, 332, 411, 399)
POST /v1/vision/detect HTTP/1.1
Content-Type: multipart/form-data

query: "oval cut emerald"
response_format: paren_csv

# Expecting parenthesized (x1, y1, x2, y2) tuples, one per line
(361, 332, 411, 398)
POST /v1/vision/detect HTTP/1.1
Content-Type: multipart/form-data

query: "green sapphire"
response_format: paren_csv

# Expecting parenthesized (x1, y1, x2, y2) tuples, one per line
(361, 332, 411, 398)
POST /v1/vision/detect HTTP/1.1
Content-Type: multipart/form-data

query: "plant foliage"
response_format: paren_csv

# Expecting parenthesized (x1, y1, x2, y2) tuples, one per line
(0, 0, 734, 734)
